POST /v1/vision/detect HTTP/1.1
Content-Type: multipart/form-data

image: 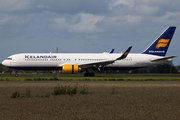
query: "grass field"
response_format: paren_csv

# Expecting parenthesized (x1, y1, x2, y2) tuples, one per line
(1, 73, 180, 81)
(0, 80, 180, 120)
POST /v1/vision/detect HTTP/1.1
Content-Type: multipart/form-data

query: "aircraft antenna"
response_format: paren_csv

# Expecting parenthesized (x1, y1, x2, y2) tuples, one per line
(56, 47, 58, 53)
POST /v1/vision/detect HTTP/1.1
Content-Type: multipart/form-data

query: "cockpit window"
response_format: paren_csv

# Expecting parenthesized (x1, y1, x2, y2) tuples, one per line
(6, 58, 12, 60)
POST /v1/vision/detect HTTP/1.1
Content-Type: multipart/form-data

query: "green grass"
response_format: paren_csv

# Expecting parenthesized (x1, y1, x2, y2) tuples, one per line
(10, 89, 31, 98)
(11, 91, 20, 98)
(52, 84, 89, 96)
(52, 84, 78, 96)
(79, 84, 89, 95)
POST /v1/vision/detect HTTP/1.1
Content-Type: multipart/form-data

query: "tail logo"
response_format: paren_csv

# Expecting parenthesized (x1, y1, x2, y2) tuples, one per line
(124, 52, 129, 55)
(156, 39, 170, 49)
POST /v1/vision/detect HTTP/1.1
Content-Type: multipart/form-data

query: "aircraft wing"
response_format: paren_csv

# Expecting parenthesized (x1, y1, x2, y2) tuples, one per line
(150, 55, 177, 62)
(77, 46, 132, 68)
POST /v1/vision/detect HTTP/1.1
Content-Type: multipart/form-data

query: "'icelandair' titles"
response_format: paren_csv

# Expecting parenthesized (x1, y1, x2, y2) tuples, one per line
(25, 55, 57, 59)
(149, 50, 165, 53)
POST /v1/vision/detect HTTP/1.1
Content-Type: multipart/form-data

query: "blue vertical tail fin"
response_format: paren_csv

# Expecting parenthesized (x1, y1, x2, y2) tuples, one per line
(109, 49, 115, 53)
(142, 26, 176, 56)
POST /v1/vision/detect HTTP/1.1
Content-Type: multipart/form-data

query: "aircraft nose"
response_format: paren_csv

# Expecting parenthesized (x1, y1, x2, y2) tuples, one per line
(2, 60, 8, 66)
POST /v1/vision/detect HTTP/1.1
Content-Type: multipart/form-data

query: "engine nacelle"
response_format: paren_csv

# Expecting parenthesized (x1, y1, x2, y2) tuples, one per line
(62, 65, 79, 74)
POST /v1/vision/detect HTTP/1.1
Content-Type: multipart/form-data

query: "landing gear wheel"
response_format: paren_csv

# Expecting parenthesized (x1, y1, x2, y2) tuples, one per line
(15, 74, 19, 77)
(84, 73, 89, 77)
(15, 70, 19, 77)
(84, 73, 95, 77)
(90, 73, 95, 77)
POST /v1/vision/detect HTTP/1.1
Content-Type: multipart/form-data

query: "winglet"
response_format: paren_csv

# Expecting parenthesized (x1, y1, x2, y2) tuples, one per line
(116, 46, 132, 60)
(109, 49, 115, 53)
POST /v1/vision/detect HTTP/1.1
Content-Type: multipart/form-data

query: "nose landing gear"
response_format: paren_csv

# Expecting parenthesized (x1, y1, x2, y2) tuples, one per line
(15, 70, 19, 77)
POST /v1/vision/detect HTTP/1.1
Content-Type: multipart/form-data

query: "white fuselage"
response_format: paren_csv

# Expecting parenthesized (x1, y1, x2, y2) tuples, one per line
(2, 53, 171, 71)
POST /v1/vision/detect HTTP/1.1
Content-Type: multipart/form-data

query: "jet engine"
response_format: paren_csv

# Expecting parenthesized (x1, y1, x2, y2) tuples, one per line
(62, 65, 79, 74)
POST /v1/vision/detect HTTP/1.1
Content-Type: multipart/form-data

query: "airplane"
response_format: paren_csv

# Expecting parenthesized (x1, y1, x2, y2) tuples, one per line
(2, 26, 177, 77)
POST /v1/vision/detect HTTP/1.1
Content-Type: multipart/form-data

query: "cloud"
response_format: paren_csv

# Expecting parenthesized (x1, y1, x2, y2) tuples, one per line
(36, 4, 50, 9)
(0, 15, 12, 26)
(51, 13, 105, 33)
(134, 5, 159, 15)
(0, 0, 30, 12)
(154, 12, 180, 25)
(0, 14, 32, 27)
(109, 0, 134, 10)
(108, 0, 179, 17)
(53, 18, 68, 30)
(0, 0, 108, 15)
(70, 13, 105, 33)
(101, 15, 142, 30)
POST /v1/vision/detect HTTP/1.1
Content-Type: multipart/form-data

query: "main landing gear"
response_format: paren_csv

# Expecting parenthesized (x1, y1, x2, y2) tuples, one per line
(84, 68, 95, 77)
(84, 72, 95, 77)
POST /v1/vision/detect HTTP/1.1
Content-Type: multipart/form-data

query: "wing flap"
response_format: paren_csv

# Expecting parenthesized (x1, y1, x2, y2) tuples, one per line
(77, 59, 115, 68)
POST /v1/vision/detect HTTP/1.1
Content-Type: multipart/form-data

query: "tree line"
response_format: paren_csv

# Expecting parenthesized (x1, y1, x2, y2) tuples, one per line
(98, 63, 179, 74)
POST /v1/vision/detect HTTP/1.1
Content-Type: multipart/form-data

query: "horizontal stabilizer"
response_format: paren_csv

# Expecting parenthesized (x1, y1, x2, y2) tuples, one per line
(150, 56, 177, 62)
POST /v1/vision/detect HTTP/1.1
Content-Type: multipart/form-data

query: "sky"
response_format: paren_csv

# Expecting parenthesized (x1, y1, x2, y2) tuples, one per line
(0, 0, 180, 65)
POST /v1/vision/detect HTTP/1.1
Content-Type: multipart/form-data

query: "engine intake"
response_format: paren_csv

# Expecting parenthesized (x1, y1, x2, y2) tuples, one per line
(62, 65, 79, 74)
